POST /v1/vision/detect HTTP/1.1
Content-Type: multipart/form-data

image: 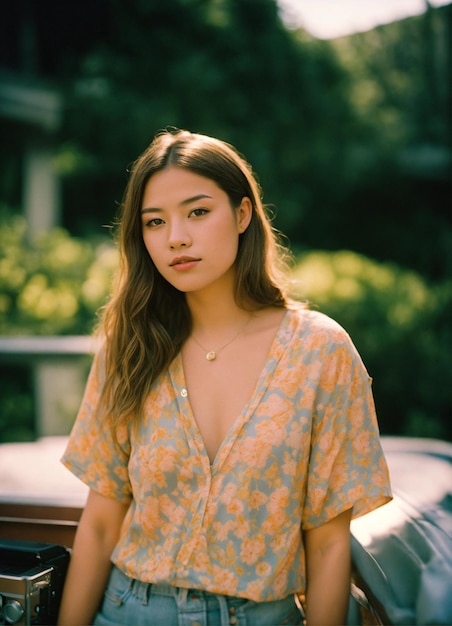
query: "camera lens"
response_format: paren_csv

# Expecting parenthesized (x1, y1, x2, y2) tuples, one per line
(3, 599, 25, 624)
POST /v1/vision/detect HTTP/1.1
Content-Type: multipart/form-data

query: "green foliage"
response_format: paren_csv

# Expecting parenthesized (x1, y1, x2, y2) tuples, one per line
(2, 1, 449, 279)
(56, 0, 358, 246)
(325, 7, 451, 279)
(0, 210, 116, 442)
(0, 210, 117, 335)
(331, 7, 450, 150)
(0, 365, 35, 443)
(44, 0, 448, 282)
(292, 250, 451, 440)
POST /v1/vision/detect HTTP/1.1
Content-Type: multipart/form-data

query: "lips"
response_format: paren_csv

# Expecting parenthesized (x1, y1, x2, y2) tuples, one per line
(169, 256, 200, 267)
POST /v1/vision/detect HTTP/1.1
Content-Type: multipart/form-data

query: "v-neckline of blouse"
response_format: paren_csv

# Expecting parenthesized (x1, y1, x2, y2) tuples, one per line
(170, 308, 294, 474)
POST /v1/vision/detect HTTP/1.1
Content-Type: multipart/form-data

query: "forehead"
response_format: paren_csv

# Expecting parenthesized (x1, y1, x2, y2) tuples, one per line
(141, 167, 225, 208)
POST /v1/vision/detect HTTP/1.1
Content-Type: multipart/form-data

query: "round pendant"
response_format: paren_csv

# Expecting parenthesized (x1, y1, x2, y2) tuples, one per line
(206, 351, 216, 361)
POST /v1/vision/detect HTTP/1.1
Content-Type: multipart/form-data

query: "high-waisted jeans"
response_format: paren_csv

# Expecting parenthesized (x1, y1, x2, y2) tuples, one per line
(93, 565, 304, 626)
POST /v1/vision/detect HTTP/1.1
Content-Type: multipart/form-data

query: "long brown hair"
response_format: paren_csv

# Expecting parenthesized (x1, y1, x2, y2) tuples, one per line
(99, 129, 292, 427)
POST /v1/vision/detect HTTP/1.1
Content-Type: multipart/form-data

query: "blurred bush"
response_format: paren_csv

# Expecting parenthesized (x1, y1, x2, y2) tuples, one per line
(0, 209, 117, 441)
(292, 250, 451, 440)
(0, 209, 117, 335)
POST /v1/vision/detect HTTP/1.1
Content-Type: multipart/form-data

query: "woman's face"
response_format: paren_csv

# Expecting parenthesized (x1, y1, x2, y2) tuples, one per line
(141, 166, 251, 297)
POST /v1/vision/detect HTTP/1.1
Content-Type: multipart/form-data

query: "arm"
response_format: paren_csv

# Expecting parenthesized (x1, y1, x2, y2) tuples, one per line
(57, 488, 130, 626)
(303, 507, 352, 626)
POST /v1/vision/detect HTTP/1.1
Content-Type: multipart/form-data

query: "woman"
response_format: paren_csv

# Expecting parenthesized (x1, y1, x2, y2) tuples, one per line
(57, 129, 392, 626)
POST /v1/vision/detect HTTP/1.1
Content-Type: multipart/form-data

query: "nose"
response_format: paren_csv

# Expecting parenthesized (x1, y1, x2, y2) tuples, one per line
(168, 219, 191, 250)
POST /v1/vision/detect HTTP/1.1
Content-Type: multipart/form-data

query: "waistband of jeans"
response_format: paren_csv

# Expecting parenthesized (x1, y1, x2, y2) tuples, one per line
(112, 564, 300, 609)
(113, 565, 241, 602)
(112, 565, 177, 597)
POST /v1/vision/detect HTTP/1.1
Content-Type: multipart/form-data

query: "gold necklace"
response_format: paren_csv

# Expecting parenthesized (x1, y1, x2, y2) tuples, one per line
(191, 316, 251, 361)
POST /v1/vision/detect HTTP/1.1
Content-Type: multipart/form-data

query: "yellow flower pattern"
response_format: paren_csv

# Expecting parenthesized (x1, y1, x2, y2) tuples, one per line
(62, 308, 392, 602)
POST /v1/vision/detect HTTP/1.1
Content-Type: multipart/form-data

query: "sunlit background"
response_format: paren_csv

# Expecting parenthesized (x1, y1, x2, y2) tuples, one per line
(0, 0, 450, 443)
(278, 0, 450, 37)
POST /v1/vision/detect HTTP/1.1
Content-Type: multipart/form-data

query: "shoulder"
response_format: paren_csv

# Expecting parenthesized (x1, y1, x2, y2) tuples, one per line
(284, 303, 352, 350)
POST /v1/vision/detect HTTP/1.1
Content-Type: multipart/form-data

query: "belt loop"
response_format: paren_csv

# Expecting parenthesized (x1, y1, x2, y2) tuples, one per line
(130, 578, 151, 605)
(218, 594, 231, 626)
(112, 567, 134, 606)
(177, 587, 189, 604)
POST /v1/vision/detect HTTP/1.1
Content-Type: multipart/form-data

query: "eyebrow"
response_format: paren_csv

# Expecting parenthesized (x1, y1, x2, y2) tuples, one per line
(141, 194, 213, 214)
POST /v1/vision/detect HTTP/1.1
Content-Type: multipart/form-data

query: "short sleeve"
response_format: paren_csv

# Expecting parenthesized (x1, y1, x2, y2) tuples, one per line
(61, 350, 132, 503)
(302, 326, 392, 529)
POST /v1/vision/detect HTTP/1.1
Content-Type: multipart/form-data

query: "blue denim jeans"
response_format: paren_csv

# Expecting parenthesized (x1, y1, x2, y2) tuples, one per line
(93, 566, 304, 626)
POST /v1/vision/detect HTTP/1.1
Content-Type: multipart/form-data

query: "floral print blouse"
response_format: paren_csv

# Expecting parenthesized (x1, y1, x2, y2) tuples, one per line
(62, 307, 392, 602)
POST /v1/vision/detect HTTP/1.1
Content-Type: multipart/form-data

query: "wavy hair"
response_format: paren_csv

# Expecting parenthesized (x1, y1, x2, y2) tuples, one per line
(98, 129, 293, 427)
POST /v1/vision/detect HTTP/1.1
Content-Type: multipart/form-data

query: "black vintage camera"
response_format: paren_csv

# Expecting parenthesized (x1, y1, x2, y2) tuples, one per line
(0, 539, 70, 625)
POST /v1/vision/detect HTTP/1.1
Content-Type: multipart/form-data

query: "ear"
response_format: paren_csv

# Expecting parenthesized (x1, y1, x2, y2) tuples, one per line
(237, 197, 253, 234)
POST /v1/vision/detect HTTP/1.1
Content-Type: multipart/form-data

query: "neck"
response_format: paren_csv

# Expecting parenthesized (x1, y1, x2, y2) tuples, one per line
(186, 290, 250, 334)
(186, 291, 253, 362)
(184, 267, 246, 328)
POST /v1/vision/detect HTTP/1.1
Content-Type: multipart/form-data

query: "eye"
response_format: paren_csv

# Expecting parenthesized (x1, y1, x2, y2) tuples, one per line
(189, 208, 209, 218)
(144, 217, 165, 228)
